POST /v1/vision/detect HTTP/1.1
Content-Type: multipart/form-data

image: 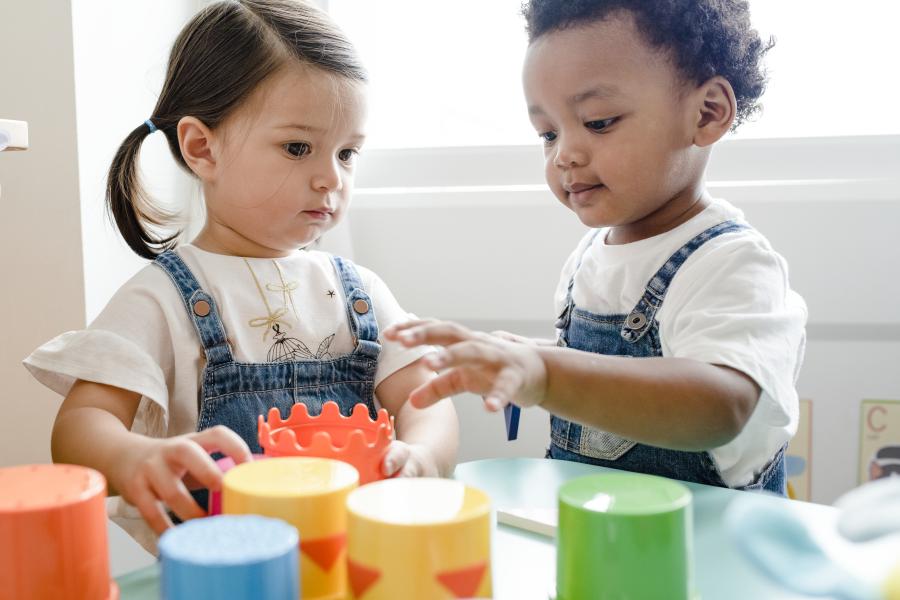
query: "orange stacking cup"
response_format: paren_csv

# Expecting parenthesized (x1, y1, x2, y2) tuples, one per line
(0, 464, 118, 600)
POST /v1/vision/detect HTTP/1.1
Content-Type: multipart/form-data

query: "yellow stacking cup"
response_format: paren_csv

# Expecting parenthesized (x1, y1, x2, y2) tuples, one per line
(222, 457, 358, 600)
(346, 478, 492, 599)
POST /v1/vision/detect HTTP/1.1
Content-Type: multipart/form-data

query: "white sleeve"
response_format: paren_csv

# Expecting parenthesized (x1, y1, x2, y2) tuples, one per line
(659, 234, 808, 429)
(22, 265, 182, 436)
(358, 267, 432, 387)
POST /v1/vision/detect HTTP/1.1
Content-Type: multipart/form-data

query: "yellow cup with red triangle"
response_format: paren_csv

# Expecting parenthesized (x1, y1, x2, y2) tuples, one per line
(346, 478, 492, 599)
(222, 457, 358, 600)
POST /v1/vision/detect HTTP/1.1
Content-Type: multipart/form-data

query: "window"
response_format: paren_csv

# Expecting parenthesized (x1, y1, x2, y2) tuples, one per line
(329, 0, 900, 148)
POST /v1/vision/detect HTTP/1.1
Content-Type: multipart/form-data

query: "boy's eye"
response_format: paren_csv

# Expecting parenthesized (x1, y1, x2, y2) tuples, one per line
(283, 142, 310, 159)
(539, 131, 557, 144)
(338, 148, 358, 163)
(585, 118, 617, 132)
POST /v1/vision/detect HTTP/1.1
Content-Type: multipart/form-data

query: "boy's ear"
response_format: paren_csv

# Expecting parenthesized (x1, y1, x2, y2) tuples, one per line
(692, 76, 737, 147)
(178, 116, 218, 180)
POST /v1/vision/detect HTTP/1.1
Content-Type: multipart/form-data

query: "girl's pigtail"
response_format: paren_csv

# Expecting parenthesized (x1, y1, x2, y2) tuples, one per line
(105, 123, 180, 260)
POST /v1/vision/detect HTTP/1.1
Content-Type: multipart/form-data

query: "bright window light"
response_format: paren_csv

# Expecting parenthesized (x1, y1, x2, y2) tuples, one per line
(329, 0, 900, 148)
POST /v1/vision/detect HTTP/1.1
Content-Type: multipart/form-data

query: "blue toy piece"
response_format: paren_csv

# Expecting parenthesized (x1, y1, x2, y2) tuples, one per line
(504, 404, 520, 441)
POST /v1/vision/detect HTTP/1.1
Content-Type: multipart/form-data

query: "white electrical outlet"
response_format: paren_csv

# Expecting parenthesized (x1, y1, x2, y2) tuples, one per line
(0, 119, 29, 151)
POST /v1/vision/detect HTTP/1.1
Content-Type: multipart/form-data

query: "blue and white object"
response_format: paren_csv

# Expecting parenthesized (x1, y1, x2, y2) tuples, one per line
(159, 514, 300, 600)
(0, 119, 28, 151)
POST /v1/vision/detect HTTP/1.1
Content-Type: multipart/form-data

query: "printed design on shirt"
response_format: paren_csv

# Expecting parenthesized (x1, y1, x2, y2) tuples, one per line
(244, 258, 299, 341)
(327, 289, 336, 298)
(267, 325, 336, 363)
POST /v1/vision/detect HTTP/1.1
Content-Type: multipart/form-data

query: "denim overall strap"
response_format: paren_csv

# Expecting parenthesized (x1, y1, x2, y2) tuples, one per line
(555, 229, 604, 343)
(621, 220, 748, 343)
(154, 250, 234, 366)
(331, 256, 380, 360)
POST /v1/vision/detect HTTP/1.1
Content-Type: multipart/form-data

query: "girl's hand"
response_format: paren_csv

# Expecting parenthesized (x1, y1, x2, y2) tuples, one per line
(113, 425, 252, 534)
(384, 319, 548, 412)
(381, 440, 441, 478)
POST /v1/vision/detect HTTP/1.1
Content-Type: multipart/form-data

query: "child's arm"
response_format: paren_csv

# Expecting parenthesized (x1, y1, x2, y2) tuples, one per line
(376, 358, 459, 477)
(52, 380, 252, 533)
(385, 320, 759, 452)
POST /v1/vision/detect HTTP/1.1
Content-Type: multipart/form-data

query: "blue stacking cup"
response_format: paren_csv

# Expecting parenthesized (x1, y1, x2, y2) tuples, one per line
(159, 514, 300, 600)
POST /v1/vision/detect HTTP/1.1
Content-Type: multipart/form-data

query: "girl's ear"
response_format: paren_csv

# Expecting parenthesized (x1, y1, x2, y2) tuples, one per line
(692, 76, 737, 147)
(178, 116, 218, 180)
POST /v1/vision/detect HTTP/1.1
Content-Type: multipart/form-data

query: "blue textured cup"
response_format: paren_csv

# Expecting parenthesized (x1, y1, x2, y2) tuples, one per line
(159, 514, 300, 600)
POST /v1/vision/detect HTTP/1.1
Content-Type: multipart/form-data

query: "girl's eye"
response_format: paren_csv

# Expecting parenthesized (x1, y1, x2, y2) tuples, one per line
(338, 148, 358, 163)
(283, 142, 310, 159)
(585, 118, 617, 132)
(539, 131, 557, 145)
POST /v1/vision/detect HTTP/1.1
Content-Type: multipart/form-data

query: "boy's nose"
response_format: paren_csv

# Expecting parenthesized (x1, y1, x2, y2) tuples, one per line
(311, 160, 343, 192)
(553, 139, 589, 169)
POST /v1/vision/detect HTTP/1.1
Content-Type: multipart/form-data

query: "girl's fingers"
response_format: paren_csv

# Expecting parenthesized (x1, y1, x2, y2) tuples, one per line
(148, 470, 206, 523)
(163, 440, 224, 492)
(131, 483, 174, 535)
(191, 425, 253, 465)
(425, 341, 500, 371)
(382, 441, 411, 477)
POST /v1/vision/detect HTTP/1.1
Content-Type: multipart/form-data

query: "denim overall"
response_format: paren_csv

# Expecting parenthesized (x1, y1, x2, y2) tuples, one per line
(154, 250, 381, 507)
(549, 220, 786, 494)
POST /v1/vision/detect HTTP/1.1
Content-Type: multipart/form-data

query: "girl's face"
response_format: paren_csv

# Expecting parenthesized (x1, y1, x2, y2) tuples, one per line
(198, 64, 367, 257)
(522, 14, 709, 242)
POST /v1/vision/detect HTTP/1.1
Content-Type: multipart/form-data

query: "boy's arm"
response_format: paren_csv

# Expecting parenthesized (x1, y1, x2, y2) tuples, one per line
(376, 358, 459, 477)
(385, 320, 759, 452)
(537, 347, 760, 450)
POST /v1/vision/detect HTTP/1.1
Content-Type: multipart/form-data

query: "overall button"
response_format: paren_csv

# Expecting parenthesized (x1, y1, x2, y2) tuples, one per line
(353, 299, 370, 314)
(626, 312, 647, 329)
(193, 300, 211, 317)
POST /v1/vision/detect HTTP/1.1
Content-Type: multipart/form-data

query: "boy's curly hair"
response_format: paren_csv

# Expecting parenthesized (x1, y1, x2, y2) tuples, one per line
(522, 0, 774, 128)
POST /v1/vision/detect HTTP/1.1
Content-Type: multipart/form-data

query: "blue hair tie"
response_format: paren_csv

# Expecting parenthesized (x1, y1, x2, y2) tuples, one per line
(144, 119, 158, 134)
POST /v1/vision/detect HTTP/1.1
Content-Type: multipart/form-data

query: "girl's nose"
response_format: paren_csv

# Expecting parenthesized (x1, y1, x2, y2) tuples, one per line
(311, 159, 343, 192)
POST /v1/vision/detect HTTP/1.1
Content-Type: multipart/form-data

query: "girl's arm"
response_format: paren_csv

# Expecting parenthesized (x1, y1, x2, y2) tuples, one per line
(385, 320, 759, 452)
(376, 358, 459, 477)
(52, 380, 252, 533)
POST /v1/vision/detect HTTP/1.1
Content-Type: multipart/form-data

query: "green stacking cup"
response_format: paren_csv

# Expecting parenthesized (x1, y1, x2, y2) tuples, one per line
(556, 473, 695, 600)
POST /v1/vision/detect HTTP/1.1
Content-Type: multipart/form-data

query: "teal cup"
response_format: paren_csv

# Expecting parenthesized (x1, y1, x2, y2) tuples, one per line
(556, 473, 694, 600)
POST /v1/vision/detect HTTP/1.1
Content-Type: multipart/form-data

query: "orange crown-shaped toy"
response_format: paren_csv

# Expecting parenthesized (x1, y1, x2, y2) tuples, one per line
(258, 401, 394, 484)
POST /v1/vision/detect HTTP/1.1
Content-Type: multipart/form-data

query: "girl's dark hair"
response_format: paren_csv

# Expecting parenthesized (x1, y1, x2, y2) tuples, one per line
(107, 0, 367, 259)
(521, 0, 774, 130)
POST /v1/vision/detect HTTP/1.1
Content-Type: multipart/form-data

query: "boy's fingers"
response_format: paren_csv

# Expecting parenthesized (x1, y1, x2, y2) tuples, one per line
(396, 322, 475, 347)
(192, 425, 253, 464)
(408, 372, 465, 408)
(485, 368, 522, 411)
(383, 319, 434, 339)
(426, 341, 500, 370)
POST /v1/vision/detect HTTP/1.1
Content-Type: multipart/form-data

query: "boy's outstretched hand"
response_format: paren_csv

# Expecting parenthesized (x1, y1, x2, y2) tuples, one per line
(384, 320, 548, 412)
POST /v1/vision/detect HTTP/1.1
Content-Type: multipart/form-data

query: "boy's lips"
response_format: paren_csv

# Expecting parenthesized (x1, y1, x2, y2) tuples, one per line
(564, 182, 606, 205)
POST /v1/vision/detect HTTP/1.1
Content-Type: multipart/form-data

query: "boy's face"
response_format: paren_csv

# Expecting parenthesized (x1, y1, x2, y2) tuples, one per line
(523, 13, 707, 234)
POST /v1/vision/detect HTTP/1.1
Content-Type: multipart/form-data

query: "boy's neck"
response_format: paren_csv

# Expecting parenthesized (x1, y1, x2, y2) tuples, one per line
(605, 185, 710, 246)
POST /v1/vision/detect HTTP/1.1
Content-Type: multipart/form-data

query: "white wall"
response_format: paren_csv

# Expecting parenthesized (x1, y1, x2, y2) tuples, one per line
(0, 0, 85, 467)
(349, 137, 900, 504)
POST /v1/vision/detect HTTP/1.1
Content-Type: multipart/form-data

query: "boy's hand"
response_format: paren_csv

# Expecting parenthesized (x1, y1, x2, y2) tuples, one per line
(114, 425, 252, 534)
(384, 320, 548, 412)
(381, 440, 440, 478)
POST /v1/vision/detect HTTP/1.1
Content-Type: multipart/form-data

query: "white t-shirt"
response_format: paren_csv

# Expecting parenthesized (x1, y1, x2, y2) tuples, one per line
(24, 245, 429, 551)
(553, 196, 807, 487)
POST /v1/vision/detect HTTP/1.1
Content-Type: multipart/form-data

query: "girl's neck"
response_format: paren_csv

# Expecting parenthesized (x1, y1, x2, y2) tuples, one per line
(192, 224, 294, 258)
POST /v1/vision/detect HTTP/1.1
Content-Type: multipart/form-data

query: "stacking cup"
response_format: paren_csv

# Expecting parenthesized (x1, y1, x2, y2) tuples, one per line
(556, 473, 694, 600)
(159, 514, 299, 600)
(0, 464, 117, 600)
(222, 456, 358, 600)
(346, 478, 492, 599)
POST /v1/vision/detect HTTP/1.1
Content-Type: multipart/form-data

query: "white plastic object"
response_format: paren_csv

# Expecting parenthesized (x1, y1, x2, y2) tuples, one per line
(835, 477, 900, 543)
(0, 119, 28, 151)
